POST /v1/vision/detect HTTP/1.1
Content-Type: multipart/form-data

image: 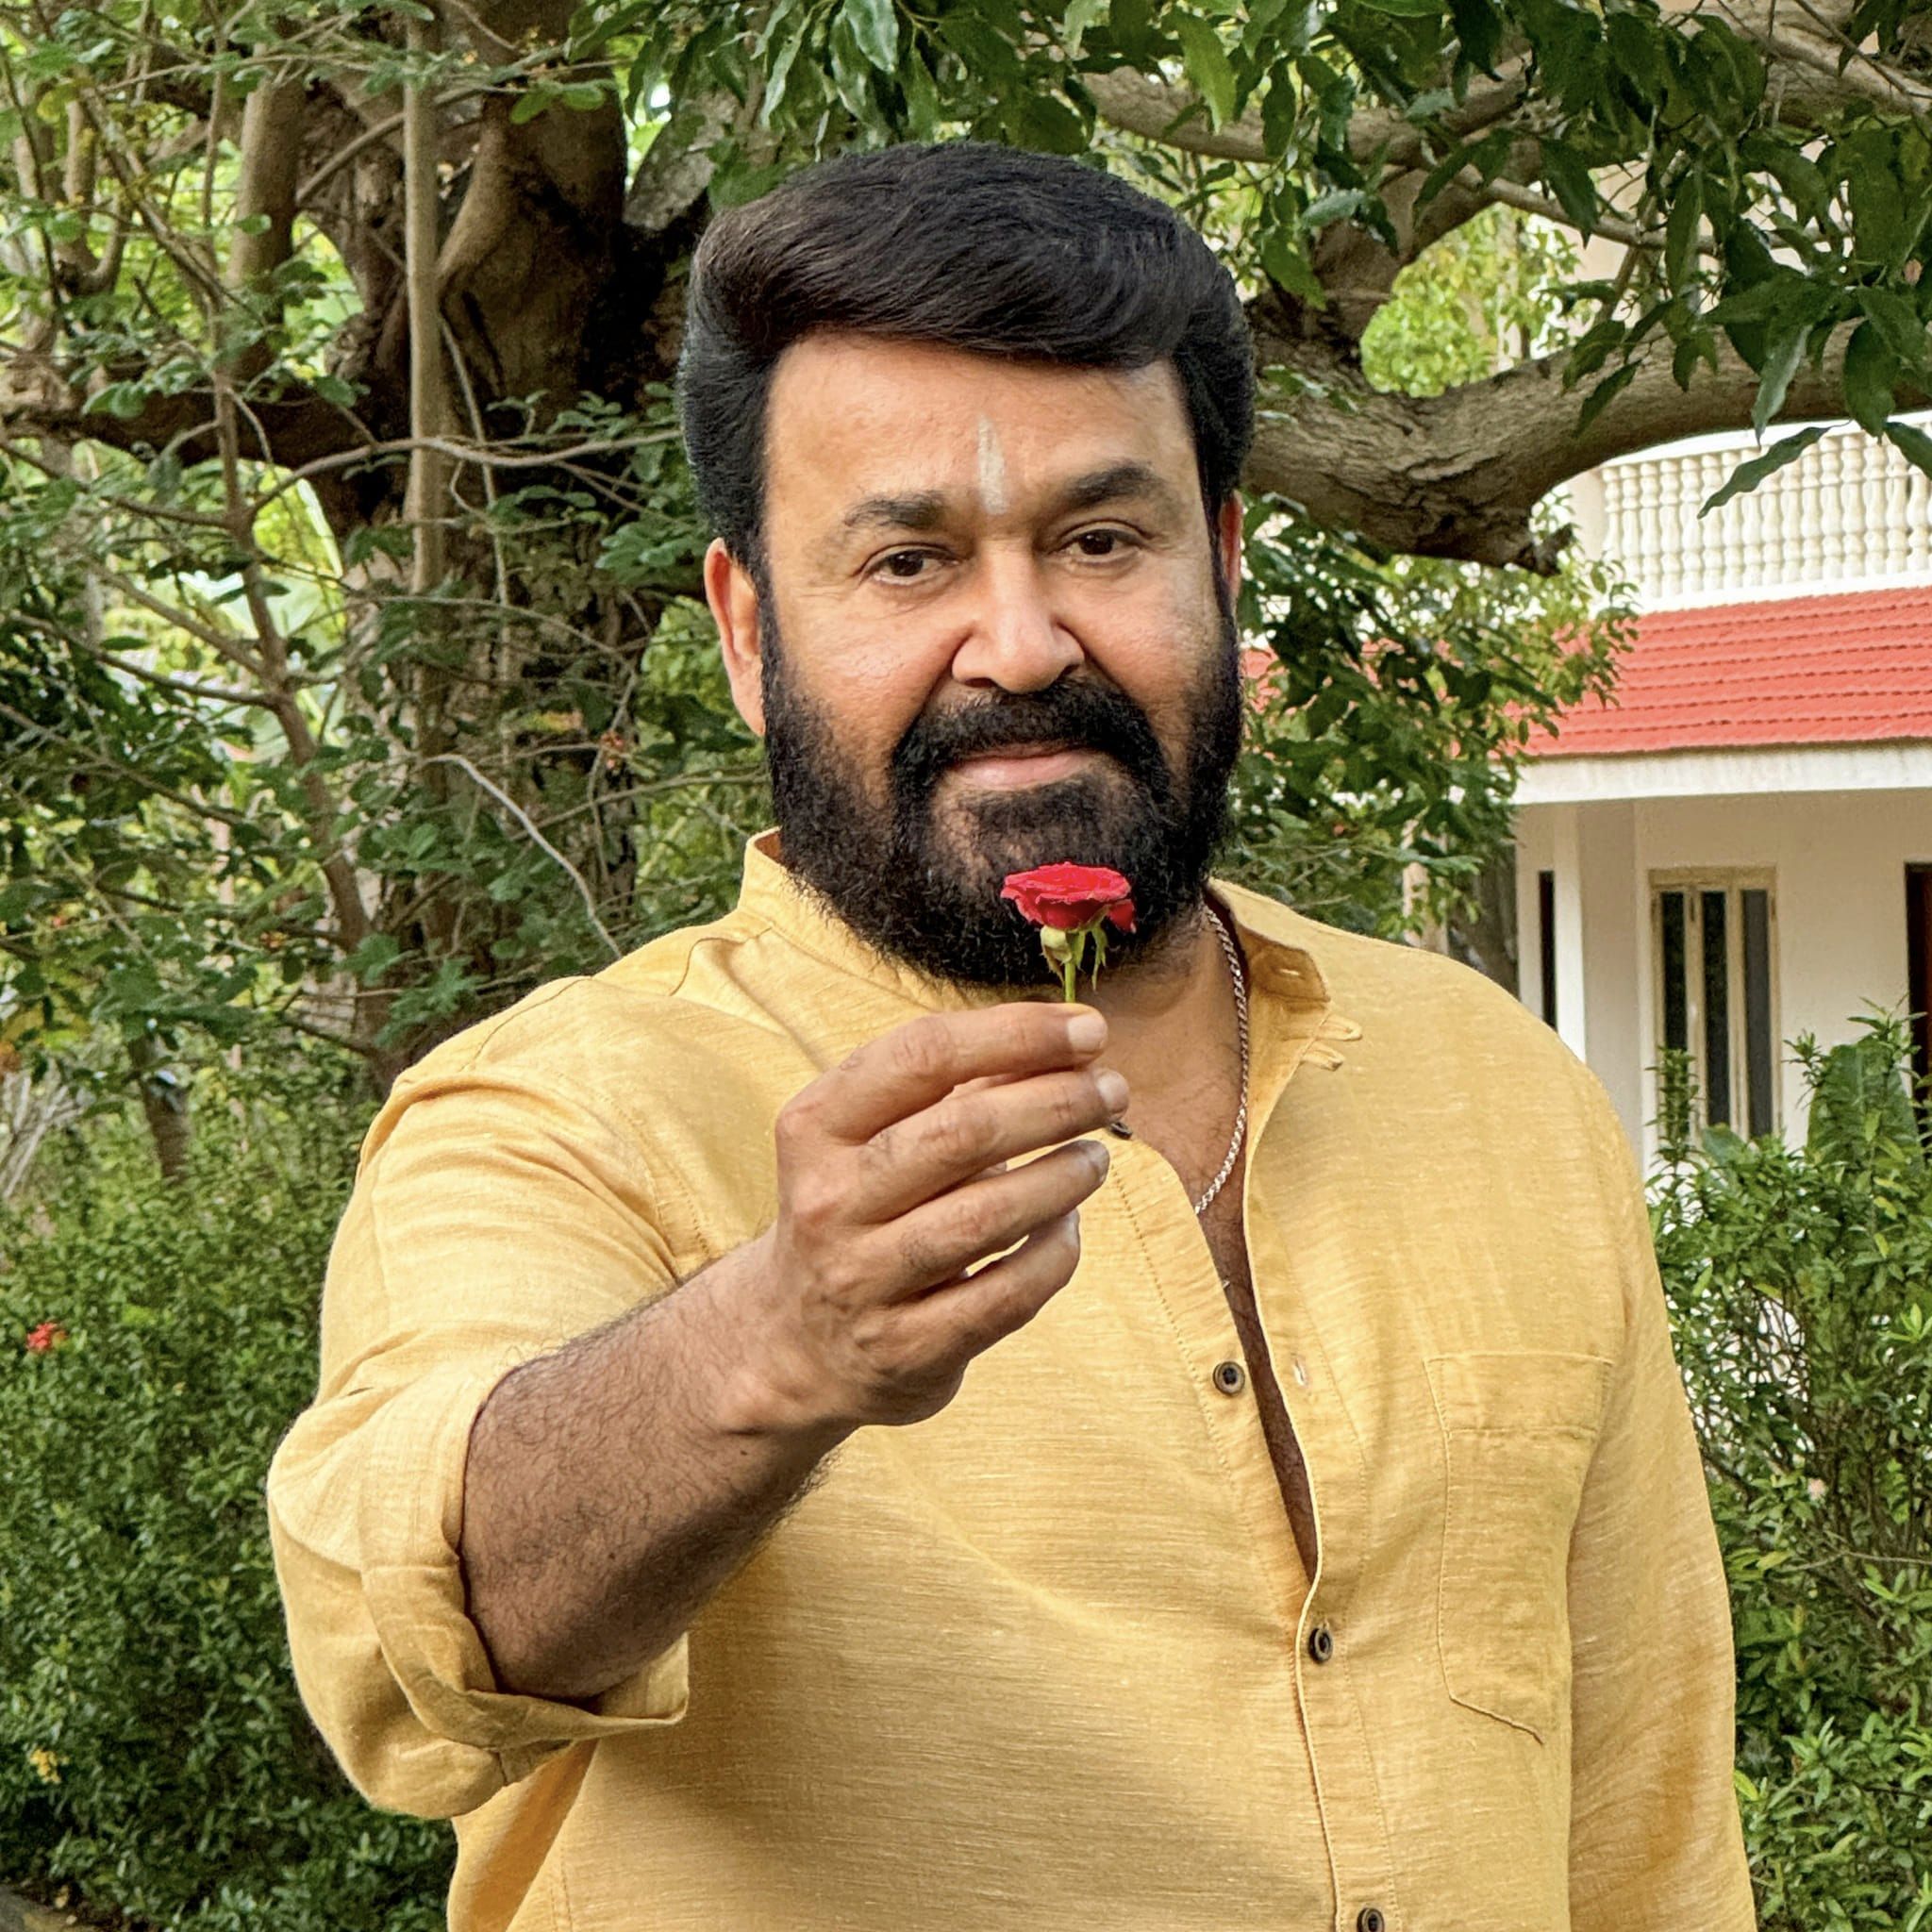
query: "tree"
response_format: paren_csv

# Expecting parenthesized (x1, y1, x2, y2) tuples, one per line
(10, 0, 1917, 1115)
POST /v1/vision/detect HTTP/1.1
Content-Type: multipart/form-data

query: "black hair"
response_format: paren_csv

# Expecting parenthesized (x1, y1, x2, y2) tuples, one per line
(676, 142, 1256, 569)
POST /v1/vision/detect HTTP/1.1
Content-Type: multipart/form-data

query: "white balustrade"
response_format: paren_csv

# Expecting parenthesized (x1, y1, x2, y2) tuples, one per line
(1591, 415, 1932, 607)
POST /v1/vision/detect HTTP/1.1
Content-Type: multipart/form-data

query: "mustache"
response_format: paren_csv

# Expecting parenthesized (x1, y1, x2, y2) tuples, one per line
(891, 679, 1170, 799)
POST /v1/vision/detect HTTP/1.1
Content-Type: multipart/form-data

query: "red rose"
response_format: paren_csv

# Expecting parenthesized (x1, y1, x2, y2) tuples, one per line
(25, 1321, 65, 1354)
(1001, 863, 1138, 1001)
(999, 862, 1136, 934)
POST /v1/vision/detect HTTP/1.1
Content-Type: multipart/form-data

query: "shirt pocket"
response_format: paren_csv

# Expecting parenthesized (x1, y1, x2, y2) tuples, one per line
(1424, 1350, 1614, 1743)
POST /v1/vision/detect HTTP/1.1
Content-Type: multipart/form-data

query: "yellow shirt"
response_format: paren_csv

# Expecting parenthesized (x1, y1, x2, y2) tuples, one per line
(267, 834, 1756, 1932)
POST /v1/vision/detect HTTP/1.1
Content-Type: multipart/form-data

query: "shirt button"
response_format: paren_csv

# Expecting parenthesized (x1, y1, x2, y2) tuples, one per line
(1307, 1624, 1335, 1664)
(1291, 1355, 1310, 1387)
(1106, 1117, 1135, 1139)
(1357, 1909, 1387, 1932)
(1211, 1359, 1246, 1395)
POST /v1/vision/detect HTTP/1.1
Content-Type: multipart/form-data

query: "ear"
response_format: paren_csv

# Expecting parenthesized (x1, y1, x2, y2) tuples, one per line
(1214, 493, 1243, 606)
(705, 538, 767, 739)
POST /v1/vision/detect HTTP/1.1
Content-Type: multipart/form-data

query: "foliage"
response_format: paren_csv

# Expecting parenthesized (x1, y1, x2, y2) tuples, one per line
(0, 0, 1698, 1107)
(1227, 495, 1624, 931)
(1654, 1016, 1932, 1930)
(0, 1058, 453, 1930)
(7, 0, 1920, 1112)
(1359, 206, 1581, 397)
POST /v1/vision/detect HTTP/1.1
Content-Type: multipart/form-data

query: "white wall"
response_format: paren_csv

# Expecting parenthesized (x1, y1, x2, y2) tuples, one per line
(1515, 787, 1931, 1161)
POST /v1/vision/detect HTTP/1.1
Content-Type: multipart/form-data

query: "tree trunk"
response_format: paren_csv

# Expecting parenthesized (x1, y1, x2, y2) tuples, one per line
(126, 1032, 192, 1183)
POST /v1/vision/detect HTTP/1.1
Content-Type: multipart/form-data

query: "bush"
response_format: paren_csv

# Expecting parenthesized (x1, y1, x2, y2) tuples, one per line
(0, 1062, 451, 1931)
(1655, 1017, 1932, 1931)
(6, 1023, 1930, 1928)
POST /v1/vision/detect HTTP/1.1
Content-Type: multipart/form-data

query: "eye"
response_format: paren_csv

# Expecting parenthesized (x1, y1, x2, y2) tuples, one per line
(1069, 527, 1135, 558)
(874, 548, 941, 581)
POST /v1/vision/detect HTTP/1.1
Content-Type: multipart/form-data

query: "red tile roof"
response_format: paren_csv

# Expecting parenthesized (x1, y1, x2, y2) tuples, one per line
(1524, 585, 1932, 757)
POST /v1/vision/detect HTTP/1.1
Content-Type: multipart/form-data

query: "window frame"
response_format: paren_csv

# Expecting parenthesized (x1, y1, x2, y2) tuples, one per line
(1648, 867, 1781, 1137)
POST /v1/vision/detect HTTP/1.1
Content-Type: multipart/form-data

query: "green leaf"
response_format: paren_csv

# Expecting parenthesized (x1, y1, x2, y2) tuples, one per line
(1448, 0, 1503, 74)
(82, 382, 151, 421)
(1885, 417, 1932, 480)
(1014, 92, 1088, 154)
(1847, 136, 1907, 265)
(1261, 74, 1299, 159)
(1858, 285, 1928, 369)
(900, 45, 939, 137)
(1702, 425, 1827, 513)
(1108, 0, 1163, 63)
(1541, 141, 1600, 238)
(348, 933, 403, 986)
(826, 14, 877, 118)
(763, 23, 805, 118)
(1606, 10, 1665, 102)
(1260, 226, 1326, 304)
(1665, 174, 1704, 291)
(1416, 125, 1513, 212)
(1062, 0, 1109, 57)
(1173, 16, 1237, 128)
(841, 0, 899, 72)
(1302, 186, 1366, 230)
(1673, 329, 1719, 389)
(1841, 320, 1897, 438)
(1742, 135, 1829, 223)
(1751, 319, 1810, 437)
(1575, 361, 1640, 438)
(508, 84, 559, 125)
(1357, 0, 1443, 13)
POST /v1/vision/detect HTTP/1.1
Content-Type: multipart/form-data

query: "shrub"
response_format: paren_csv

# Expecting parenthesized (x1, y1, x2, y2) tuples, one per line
(1654, 1016, 1932, 1931)
(0, 1063, 452, 1931)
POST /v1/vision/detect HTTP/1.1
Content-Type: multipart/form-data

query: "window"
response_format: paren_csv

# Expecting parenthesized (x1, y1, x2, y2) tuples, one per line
(1537, 870, 1557, 1029)
(1907, 865, 1932, 1110)
(1651, 873, 1778, 1136)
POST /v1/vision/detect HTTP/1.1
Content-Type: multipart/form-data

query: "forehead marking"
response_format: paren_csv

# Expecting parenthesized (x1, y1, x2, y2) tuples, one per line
(975, 416, 1010, 518)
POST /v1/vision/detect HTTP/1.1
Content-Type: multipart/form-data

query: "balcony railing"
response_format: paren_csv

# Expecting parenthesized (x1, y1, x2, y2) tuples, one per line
(1588, 416, 1932, 607)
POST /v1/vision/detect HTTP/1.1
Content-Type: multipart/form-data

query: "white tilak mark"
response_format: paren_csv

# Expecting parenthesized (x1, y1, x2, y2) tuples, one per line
(975, 417, 1009, 518)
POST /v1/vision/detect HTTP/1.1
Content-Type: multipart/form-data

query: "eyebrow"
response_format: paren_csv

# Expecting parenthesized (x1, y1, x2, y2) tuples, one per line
(831, 460, 1185, 542)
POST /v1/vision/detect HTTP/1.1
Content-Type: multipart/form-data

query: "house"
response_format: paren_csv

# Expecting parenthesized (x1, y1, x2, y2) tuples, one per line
(1511, 418, 1932, 1162)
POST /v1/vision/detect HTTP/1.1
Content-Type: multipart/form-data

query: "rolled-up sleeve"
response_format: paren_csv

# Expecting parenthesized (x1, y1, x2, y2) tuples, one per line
(1565, 1084, 1757, 1929)
(266, 1030, 691, 1821)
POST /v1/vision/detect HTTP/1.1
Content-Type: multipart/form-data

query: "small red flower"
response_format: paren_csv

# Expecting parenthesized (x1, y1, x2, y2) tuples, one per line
(999, 862, 1136, 934)
(1001, 862, 1138, 1001)
(25, 1321, 66, 1354)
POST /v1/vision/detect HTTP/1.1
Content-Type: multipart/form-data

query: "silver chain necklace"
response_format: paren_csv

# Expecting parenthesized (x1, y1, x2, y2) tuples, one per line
(1102, 902, 1250, 1216)
(1191, 903, 1250, 1217)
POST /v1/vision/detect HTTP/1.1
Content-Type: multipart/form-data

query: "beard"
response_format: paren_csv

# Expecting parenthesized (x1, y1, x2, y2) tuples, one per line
(759, 594, 1243, 990)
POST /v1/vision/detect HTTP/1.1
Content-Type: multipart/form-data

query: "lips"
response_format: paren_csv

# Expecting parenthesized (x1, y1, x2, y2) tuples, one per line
(952, 739, 1078, 766)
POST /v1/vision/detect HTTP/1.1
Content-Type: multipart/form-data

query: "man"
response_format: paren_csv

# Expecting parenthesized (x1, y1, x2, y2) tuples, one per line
(267, 143, 1757, 1932)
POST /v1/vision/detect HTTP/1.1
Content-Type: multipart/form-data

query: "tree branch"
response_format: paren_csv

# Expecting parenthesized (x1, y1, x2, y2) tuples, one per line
(422, 752, 621, 958)
(1244, 325, 1883, 569)
(227, 76, 306, 298)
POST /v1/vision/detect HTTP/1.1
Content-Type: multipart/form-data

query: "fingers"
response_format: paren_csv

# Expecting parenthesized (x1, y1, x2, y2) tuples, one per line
(796, 1003, 1108, 1146)
(853, 1066, 1126, 1224)
(894, 1210, 1084, 1364)
(886, 1139, 1109, 1296)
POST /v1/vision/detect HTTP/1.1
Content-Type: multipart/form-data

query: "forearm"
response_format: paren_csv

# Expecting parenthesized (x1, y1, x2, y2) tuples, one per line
(459, 1238, 847, 1702)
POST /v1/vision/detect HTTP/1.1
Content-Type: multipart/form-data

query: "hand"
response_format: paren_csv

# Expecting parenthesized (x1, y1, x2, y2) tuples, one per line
(726, 1003, 1125, 1433)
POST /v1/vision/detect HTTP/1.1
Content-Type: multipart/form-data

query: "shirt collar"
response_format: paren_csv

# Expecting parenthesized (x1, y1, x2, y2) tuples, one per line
(733, 830, 1358, 1051)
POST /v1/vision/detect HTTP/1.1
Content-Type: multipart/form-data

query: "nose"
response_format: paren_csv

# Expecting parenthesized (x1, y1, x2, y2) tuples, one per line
(947, 548, 1084, 693)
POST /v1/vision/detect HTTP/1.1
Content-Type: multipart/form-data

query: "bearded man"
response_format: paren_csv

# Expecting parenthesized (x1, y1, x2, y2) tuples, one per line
(268, 142, 1757, 1932)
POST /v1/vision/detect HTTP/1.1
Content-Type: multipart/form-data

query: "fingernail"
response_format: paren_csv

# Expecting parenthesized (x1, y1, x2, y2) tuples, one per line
(1095, 1069, 1129, 1113)
(1066, 1010, 1107, 1053)
(1081, 1138, 1111, 1174)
